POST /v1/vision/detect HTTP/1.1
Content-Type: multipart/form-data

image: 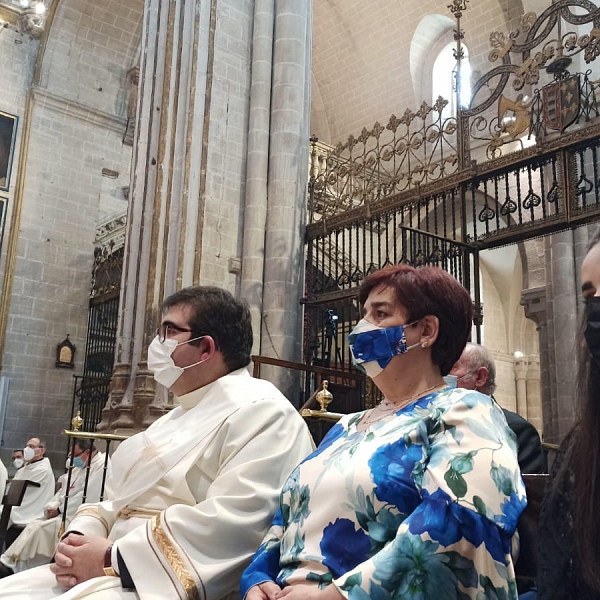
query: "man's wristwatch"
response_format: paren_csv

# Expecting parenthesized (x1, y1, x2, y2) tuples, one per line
(103, 545, 118, 577)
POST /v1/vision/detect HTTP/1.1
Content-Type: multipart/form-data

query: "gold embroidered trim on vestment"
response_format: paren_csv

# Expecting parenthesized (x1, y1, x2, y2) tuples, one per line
(75, 505, 99, 517)
(117, 506, 161, 520)
(72, 506, 110, 533)
(151, 513, 200, 600)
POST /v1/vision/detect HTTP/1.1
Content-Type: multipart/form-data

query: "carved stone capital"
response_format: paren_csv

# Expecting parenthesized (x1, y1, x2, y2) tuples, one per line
(521, 286, 547, 330)
(97, 362, 174, 434)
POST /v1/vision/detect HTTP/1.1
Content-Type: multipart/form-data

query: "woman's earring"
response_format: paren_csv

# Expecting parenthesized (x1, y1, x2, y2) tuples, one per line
(421, 341, 428, 349)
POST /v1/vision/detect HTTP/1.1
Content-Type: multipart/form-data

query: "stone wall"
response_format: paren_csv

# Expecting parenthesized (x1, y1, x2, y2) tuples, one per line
(0, 0, 141, 468)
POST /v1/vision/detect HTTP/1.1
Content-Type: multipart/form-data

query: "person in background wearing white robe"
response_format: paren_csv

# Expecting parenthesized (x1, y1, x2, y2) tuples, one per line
(5, 437, 55, 548)
(0, 285, 314, 599)
(0, 439, 109, 576)
(9, 449, 24, 477)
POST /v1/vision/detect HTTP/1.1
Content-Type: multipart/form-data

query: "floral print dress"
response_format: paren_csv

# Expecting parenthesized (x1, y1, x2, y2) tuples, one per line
(241, 388, 527, 599)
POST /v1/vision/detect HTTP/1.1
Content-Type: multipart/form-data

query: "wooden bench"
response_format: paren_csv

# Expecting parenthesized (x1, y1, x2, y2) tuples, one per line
(0, 479, 41, 550)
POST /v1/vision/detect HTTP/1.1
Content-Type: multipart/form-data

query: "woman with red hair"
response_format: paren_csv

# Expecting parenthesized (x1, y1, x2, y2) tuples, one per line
(242, 264, 526, 600)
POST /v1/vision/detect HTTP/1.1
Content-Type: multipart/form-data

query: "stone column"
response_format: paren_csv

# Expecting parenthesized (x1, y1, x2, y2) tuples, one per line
(99, 0, 215, 433)
(545, 230, 579, 441)
(513, 360, 528, 419)
(521, 286, 551, 437)
(525, 356, 542, 432)
(260, 1, 312, 402)
(240, 0, 275, 353)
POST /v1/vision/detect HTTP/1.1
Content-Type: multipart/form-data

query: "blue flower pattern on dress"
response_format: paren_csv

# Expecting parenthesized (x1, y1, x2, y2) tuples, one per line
(240, 388, 526, 599)
(320, 518, 371, 577)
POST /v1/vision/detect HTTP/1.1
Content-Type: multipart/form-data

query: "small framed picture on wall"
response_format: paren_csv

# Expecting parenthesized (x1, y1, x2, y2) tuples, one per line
(0, 110, 18, 192)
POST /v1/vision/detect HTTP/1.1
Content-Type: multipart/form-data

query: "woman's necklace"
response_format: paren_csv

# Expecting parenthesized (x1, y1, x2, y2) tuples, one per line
(360, 383, 445, 428)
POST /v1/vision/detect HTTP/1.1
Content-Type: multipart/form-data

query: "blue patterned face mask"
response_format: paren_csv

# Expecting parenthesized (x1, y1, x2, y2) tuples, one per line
(349, 318, 420, 379)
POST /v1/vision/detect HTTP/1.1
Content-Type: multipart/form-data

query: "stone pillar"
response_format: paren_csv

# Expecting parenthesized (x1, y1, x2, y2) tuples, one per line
(513, 360, 528, 419)
(521, 286, 551, 436)
(525, 356, 542, 432)
(260, 1, 312, 402)
(240, 0, 275, 353)
(99, 0, 312, 431)
(99, 0, 216, 433)
(528, 230, 580, 444)
(548, 230, 578, 440)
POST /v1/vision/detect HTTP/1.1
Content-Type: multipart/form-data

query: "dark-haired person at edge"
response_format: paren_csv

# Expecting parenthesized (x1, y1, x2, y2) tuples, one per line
(241, 264, 526, 600)
(538, 227, 600, 600)
(0, 286, 314, 600)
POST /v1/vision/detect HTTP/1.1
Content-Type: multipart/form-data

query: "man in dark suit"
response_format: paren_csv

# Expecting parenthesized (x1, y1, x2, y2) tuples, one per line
(450, 342, 547, 474)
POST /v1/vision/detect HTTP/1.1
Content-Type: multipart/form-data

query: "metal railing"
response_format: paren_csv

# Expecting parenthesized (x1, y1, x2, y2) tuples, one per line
(59, 419, 128, 537)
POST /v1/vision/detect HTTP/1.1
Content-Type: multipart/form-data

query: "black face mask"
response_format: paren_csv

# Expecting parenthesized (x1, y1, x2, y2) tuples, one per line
(584, 297, 600, 360)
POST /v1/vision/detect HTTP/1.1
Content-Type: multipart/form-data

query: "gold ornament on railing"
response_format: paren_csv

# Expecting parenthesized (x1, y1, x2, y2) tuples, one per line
(316, 380, 333, 412)
(71, 411, 83, 432)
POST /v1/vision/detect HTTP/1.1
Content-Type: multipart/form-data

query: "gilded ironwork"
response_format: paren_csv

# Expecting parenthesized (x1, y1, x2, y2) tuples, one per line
(307, 0, 600, 228)
(543, 74, 580, 131)
(303, 0, 600, 377)
(308, 101, 459, 224)
(316, 380, 333, 411)
(91, 241, 123, 299)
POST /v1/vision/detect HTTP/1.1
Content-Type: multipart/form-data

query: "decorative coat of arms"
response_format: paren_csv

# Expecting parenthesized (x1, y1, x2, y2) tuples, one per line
(542, 74, 581, 132)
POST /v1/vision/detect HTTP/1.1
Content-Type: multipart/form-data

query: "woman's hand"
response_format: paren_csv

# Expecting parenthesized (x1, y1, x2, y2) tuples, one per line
(275, 584, 344, 599)
(246, 581, 282, 600)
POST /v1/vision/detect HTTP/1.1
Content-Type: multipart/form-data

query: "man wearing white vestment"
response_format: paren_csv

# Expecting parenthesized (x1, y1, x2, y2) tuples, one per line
(0, 286, 314, 599)
(0, 440, 108, 575)
(5, 437, 55, 547)
(10, 449, 25, 476)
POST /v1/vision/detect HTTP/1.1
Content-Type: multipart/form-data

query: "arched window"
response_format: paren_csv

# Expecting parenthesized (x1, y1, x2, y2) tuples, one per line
(432, 41, 471, 117)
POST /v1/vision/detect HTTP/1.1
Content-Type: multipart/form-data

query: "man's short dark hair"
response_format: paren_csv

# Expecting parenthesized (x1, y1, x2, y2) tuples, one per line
(74, 438, 95, 453)
(162, 286, 253, 372)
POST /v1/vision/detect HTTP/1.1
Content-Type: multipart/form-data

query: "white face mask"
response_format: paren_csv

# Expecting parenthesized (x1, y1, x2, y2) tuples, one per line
(23, 446, 36, 462)
(147, 335, 207, 389)
(13, 458, 23, 469)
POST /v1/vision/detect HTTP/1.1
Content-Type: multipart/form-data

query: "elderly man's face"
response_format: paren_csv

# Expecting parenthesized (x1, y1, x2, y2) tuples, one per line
(449, 356, 478, 391)
(25, 437, 45, 460)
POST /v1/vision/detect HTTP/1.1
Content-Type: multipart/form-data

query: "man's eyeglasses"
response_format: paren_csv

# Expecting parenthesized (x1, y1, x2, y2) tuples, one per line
(157, 323, 193, 343)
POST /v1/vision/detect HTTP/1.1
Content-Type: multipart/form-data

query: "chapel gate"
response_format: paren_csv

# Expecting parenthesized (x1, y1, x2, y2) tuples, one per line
(69, 240, 123, 435)
(301, 0, 600, 425)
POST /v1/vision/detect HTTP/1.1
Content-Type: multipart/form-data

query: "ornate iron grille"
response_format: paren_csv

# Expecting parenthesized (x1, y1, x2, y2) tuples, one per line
(463, 153, 563, 244)
(74, 293, 119, 431)
(303, 0, 600, 372)
(308, 102, 459, 225)
(71, 230, 124, 432)
(303, 219, 477, 373)
(571, 136, 600, 213)
(70, 375, 112, 433)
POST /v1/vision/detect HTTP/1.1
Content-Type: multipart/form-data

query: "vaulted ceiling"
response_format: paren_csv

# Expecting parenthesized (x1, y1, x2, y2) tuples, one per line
(311, 0, 527, 146)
